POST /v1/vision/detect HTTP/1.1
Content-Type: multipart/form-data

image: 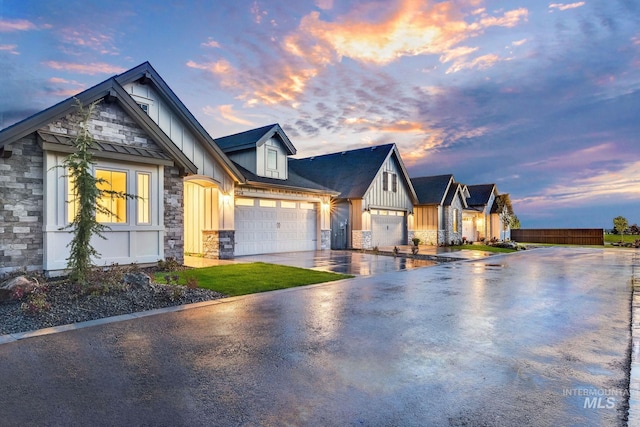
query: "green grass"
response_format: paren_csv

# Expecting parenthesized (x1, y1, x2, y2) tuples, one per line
(155, 262, 353, 297)
(604, 234, 639, 244)
(453, 244, 516, 253)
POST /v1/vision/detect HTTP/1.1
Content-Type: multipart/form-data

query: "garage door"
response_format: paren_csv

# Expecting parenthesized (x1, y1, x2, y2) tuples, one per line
(371, 210, 405, 247)
(235, 198, 317, 256)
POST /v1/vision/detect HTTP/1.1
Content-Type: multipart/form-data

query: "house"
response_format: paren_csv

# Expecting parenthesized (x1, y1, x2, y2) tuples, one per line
(213, 124, 336, 256)
(290, 144, 417, 249)
(0, 62, 334, 276)
(463, 183, 502, 242)
(410, 174, 469, 245)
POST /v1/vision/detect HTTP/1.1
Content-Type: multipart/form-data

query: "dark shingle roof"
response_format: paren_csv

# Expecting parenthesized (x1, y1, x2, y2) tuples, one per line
(233, 161, 338, 194)
(289, 144, 396, 199)
(215, 124, 295, 155)
(411, 174, 453, 205)
(466, 184, 496, 206)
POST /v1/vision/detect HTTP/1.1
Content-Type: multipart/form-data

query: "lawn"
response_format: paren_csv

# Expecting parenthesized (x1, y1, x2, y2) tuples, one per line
(453, 244, 517, 253)
(604, 234, 639, 244)
(155, 262, 353, 297)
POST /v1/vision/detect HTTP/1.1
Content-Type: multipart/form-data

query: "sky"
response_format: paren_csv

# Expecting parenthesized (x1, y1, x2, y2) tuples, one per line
(1, 0, 639, 229)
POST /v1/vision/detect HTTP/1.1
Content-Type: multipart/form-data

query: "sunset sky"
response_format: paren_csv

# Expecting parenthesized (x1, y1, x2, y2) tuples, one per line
(1, 0, 638, 228)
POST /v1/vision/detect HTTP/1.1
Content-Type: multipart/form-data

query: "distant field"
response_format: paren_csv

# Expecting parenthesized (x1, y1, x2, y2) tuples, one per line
(604, 234, 639, 244)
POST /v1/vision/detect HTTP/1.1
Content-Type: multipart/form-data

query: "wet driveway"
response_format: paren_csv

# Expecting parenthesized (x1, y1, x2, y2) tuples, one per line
(0, 247, 636, 426)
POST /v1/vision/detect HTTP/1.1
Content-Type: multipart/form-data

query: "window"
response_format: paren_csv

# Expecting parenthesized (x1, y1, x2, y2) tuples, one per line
(382, 171, 397, 192)
(235, 198, 254, 207)
(382, 171, 388, 191)
(67, 176, 78, 223)
(453, 208, 459, 233)
(137, 173, 150, 224)
(260, 199, 276, 208)
(281, 201, 296, 209)
(392, 174, 398, 192)
(267, 149, 277, 170)
(96, 169, 127, 223)
(137, 103, 149, 114)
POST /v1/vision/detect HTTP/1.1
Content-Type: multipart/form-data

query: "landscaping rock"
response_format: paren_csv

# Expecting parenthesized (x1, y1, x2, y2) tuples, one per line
(0, 275, 38, 302)
(123, 272, 152, 288)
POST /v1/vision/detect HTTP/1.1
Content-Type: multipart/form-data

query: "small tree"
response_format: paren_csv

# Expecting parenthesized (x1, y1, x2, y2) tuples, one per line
(60, 99, 134, 284)
(495, 194, 515, 240)
(613, 216, 628, 243)
(510, 214, 521, 230)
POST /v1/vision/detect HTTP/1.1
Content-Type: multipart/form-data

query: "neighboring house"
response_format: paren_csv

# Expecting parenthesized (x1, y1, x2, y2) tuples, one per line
(290, 144, 417, 249)
(0, 62, 246, 276)
(214, 124, 336, 256)
(410, 174, 469, 245)
(463, 183, 502, 242)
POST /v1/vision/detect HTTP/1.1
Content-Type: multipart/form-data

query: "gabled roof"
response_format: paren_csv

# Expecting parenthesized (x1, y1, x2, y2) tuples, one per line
(0, 74, 197, 175)
(443, 182, 469, 208)
(290, 143, 417, 202)
(115, 62, 244, 181)
(466, 184, 497, 207)
(233, 161, 339, 195)
(411, 174, 454, 205)
(215, 124, 296, 156)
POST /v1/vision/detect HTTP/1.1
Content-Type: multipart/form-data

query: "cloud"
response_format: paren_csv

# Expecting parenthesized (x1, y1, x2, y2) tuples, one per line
(204, 104, 255, 126)
(548, 2, 586, 12)
(285, 1, 527, 66)
(0, 44, 19, 55)
(0, 19, 37, 32)
(57, 27, 119, 55)
(46, 77, 86, 97)
(201, 38, 221, 48)
(512, 38, 528, 46)
(43, 61, 126, 75)
(445, 53, 506, 73)
(315, 0, 334, 10)
(515, 160, 640, 209)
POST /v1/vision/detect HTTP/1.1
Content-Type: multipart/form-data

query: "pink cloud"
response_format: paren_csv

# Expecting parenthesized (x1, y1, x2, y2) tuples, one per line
(43, 61, 126, 75)
(548, 2, 586, 12)
(0, 44, 19, 55)
(0, 19, 37, 32)
(58, 28, 119, 55)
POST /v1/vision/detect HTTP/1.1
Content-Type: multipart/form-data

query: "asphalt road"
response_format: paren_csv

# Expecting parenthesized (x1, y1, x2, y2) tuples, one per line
(0, 247, 635, 426)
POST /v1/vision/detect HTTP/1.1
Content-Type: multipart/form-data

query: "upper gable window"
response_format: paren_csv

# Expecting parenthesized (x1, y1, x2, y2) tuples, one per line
(137, 102, 149, 115)
(382, 171, 397, 192)
(267, 149, 277, 170)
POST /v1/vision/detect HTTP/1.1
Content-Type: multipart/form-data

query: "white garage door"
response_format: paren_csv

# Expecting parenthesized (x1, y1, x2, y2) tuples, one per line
(235, 199, 318, 256)
(371, 210, 405, 247)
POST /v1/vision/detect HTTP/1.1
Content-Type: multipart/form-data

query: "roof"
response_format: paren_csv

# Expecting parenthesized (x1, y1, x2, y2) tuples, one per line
(443, 182, 469, 208)
(233, 161, 339, 195)
(38, 131, 174, 165)
(411, 174, 454, 205)
(290, 144, 417, 201)
(0, 67, 198, 175)
(115, 62, 244, 181)
(466, 184, 497, 207)
(215, 124, 296, 156)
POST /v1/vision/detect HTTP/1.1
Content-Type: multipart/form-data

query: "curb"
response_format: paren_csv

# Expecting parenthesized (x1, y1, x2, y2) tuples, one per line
(629, 254, 640, 424)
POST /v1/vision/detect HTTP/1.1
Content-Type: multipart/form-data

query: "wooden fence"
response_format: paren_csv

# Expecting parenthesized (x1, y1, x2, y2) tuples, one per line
(510, 229, 604, 246)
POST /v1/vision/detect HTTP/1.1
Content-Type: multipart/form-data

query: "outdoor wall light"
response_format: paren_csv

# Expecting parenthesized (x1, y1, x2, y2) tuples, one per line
(222, 193, 231, 205)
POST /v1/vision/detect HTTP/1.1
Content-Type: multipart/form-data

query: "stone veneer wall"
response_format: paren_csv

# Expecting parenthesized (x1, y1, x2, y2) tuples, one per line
(321, 230, 331, 250)
(352, 230, 373, 249)
(202, 230, 235, 259)
(412, 230, 440, 246)
(0, 135, 44, 276)
(164, 165, 184, 264)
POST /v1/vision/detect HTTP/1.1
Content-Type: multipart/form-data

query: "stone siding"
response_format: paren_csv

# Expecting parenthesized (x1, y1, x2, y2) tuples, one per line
(0, 135, 44, 276)
(164, 165, 184, 264)
(203, 230, 235, 259)
(412, 230, 439, 246)
(352, 230, 373, 249)
(321, 230, 331, 250)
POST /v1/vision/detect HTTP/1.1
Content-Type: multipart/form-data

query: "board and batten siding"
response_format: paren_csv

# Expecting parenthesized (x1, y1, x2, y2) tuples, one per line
(414, 205, 439, 230)
(122, 82, 234, 191)
(362, 154, 412, 212)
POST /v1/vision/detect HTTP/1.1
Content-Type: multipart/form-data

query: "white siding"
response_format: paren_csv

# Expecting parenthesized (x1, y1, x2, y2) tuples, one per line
(256, 137, 288, 179)
(363, 154, 412, 211)
(122, 82, 234, 190)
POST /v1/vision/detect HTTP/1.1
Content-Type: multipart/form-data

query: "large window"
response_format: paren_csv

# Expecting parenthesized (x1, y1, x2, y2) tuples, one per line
(96, 169, 127, 223)
(453, 208, 459, 233)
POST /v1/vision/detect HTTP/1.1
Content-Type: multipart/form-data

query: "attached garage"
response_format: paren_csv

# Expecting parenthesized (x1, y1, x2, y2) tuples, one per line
(234, 198, 318, 256)
(371, 209, 406, 247)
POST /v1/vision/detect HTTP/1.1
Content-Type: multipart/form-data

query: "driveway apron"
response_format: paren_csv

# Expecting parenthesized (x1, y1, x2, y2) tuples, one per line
(0, 247, 635, 426)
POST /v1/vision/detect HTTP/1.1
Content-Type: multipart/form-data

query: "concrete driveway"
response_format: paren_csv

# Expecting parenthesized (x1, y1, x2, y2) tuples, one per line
(0, 247, 636, 426)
